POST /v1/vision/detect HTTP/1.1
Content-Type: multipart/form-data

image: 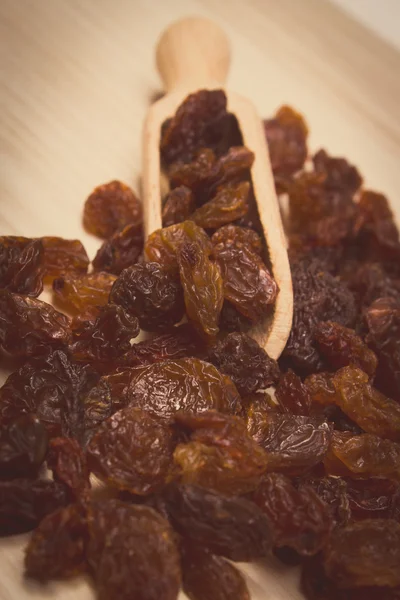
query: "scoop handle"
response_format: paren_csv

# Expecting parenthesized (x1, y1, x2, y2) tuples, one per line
(156, 17, 231, 94)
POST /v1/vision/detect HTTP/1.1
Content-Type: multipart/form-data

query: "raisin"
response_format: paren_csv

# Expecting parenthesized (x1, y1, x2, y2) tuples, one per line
(0, 479, 68, 535)
(324, 519, 400, 588)
(254, 413, 332, 475)
(366, 297, 400, 398)
(244, 392, 281, 441)
(53, 271, 116, 314)
(0, 236, 44, 297)
(275, 369, 312, 415)
(191, 181, 249, 229)
(83, 180, 142, 238)
(115, 324, 205, 368)
(281, 258, 357, 375)
(345, 478, 399, 520)
(0, 350, 98, 437)
(264, 105, 308, 183)
(41, 237, 89, 280)
(109, 262, 184, 332)
(47, 437, 90, 501)
(181, 543, 250, 600)
(144, 220, 212, 274)
(162, 185, 195, 227)
(211, 224, 263, 256)
(301, 555, 400, 600)
(87, 407, 174, 495)
(92, 223, 143, 275)
(219, 300, 252, 332)
(169, 145, 254, 205)
(87, 500, 181, 600)
(177, 241, 223, 338)
(208, 332, 280, 395)
(24, 503, 88, 581)
(304, 476, 350, 526)
(253, 473, 333, 556)
(160, 89, 228, 165)
(0, 290, 71, 357)
(0, 415, 48, 480)
(324, 432, 400, 482)
(213, 243, 278, 322)
(163, 483, 272, 561)
(328, 366, 400, 441)
(123, 358, 241, 421)
(69, 303, 139, 369)
(313, 149, 362, 195)
(314, 321, 377, 376)
(173, 410, 268, 495)
(354, 190, 400, 262)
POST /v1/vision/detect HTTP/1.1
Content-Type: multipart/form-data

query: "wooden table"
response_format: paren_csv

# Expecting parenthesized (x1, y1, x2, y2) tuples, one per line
(0, 1, 399, 598)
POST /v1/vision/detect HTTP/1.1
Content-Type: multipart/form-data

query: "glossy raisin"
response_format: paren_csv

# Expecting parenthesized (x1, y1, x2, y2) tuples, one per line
(123, 358, 241, 421)
(208, 332, 280, 395)
(275, 369, 312, 415)
(83, 180, 142, 238)
(173, 410, 268, 495)
(211, 224, 263, 256)
(0, 236, 44, 297)
(87, 407, 174, 495)
(41, 237, 89, 280)
(47, 437, 90, 501)
(163, 483, 272, 561)
(191, 181, 249, 229)
(253, 473, 333, 555)
(0, 290, 71, 357)
(53, 271, 116, 314)
(162, 185, 195, 227)
(110, 262, 184, 331)
(92, 223, 143, 275)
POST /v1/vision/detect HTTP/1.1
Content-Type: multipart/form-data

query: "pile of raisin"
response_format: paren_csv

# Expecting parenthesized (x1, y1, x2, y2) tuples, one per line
(0, 89, 399, 600)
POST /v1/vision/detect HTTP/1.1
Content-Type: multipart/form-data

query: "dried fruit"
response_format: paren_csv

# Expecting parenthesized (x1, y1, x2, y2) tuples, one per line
(41, 237, 89, 279)
(92, 223, 143, 275)
(324, 519, 400, 588)
(211, 224, 263, 256)
(253, 473, 333, 555)
(123, 358, 241, 421)
(160, 89, 227, 165)
(47, 437, 90, 501)
(213, 243, 278, 322)
(24, 503, 87, 581)
(181, 544, 250, 600)
(109, 262, 184, 332)
(177, 241, 223, 338)
(254, 413, 332, 475)
(163, 483, 272, 561)
(69, 303, 139, 368)
(162, 185, 195, 227)
(0, 350, 98, 437)
(0, 236, 44, 296)
(313, 149, 362, 195)
(345, 477, 399, 520)
(275, 369, 312, 415)
(0, 415, 48, 480)
(0, 290, 71, 357)
(304, 476, 350, 526)
(315, 321, 377, 376)
(366, 297, 400, 398)
(191, 181, 249, 229)
(83, 180, 142, 238)
(281, 258, 357, 375)
(208, 332, 280, 395)
(87, 407, 174, 495)
(87, 500, 181, 600)
(144, 220, 212, 274)
(324, 432, 400, 482)
(264, 105, 308, 182)
(53, 271, 116, 313)
(173, 410, 269, 495)
(0, 479, 68, 535)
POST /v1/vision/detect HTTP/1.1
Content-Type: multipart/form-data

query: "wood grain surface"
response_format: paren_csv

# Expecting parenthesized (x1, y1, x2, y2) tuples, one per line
(0, 1, 399, 599)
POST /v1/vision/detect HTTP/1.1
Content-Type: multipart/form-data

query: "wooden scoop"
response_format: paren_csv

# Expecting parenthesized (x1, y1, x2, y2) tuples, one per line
(142, 17, 293, 359)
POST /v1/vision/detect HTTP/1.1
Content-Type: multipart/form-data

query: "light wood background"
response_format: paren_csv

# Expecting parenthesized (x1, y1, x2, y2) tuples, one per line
(0, 1, 399, 599)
